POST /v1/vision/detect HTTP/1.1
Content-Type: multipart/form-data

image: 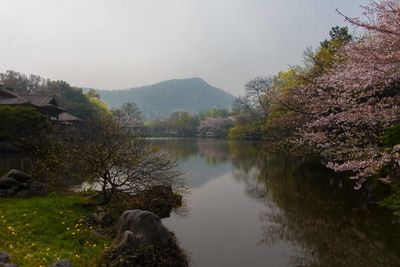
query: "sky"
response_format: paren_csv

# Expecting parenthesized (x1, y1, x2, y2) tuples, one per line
(0, 0, 369, 95)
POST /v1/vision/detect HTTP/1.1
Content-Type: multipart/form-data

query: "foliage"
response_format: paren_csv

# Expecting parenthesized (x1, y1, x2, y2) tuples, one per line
(233, 77, 274, 119)
(31, 125, 90, 187)
(0, 70, 109, 119)
(144, 112, 199, 137)
(75, 115, 183, 204)
(381, 124, 400, 148)
(229, 77, 275, 140)
(199, 108, 229, 119)
(103, 233, 189, 267)
(198, 116, 235, 139)
(168, 111, 199, 136)
(0, 105, 50, 148)
(305, 26, 352, 78)
(296, 1, 400, 187)
(379, 186, 400, 218)
(235, 2, 400, 192)
(0, 193, 109, 266)
(113, 102, 143, 128)
(228, 120, 264, 141)
(85, 89, 111, 116)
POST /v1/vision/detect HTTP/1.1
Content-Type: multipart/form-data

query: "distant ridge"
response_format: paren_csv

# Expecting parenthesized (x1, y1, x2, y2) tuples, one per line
(98, 78, 235, 119)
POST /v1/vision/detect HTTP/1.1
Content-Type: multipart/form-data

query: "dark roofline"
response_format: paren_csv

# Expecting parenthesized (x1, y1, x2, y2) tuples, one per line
(0, 87, 82, 121)
(0, 88, 29, 103)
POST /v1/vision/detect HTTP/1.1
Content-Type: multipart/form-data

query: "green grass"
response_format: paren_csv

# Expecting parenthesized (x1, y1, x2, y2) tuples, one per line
(0, 193, 110, 266)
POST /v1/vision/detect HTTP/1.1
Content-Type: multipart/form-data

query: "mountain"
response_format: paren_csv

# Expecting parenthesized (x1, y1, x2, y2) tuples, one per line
(97, 78, 235, 119)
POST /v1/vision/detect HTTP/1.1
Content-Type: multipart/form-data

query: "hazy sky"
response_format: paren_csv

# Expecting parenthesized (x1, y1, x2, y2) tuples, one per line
(0, 0, 369, 95)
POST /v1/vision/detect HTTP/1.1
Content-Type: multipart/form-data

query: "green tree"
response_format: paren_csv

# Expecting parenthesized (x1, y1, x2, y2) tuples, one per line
(0, 105, 50, 148)
(168, 111, 199, 137)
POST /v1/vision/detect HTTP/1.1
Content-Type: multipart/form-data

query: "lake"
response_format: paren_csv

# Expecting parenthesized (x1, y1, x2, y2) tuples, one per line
(151, 138, 400, 267)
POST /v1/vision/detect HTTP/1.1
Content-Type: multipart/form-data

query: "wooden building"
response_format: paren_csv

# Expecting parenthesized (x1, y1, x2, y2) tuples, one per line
(0, 87, 82, 124)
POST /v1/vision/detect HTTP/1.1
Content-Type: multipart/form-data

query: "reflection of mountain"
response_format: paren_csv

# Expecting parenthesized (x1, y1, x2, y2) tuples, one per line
(150, 138, 232, 188)
(181, 156, 231, 188)
(151, 138, 261, 188)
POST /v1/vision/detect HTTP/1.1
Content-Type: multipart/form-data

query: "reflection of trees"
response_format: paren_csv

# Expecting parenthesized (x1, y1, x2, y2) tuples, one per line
(150, 138, 199, 161)
(153, 138, 400, 267)
(229, 141, 272, 201)
(151, 138, 232, 165)
(232, 152, 400, 267)
(197, 139, 230, 165)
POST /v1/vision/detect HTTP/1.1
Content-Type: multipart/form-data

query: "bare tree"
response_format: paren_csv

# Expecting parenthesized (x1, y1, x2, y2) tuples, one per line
(77, 115, 182, 204)
(113, 102, 143, 129)
(243, 76, 274, 118)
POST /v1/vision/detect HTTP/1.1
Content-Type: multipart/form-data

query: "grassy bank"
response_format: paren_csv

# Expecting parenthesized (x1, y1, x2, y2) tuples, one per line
(0, 193, 109, 266)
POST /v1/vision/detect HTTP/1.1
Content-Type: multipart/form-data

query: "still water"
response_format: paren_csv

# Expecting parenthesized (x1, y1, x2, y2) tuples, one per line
(151, 138, 400, 267)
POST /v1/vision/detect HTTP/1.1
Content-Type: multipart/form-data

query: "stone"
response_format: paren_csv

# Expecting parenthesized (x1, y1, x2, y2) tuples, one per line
(137, 185, 183, 218)
(105, 210, 189, 267)
(48, 259, 73, 267)
(0, 251, 9, 263)
(93, 212, 114, 227)
(27, 181, 47, 197)
(0, 169, 46, 198)
(4, 170, 31, 183)
(117, 230, 140, 249)
(0, 178, 20, 190)
(0, 264, 20, 267)
(116, 210, 169, 249)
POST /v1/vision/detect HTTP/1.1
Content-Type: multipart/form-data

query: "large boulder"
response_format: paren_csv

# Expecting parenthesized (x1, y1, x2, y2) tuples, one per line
(4, 170, 31, 183)
(0, 169, 46, 198)
(0, 251, 20, 267)
(116, 210, 169, 249)
(103, 210, 188, 267)
(136, 185, 183, 219)
(0, 178, 20, 190)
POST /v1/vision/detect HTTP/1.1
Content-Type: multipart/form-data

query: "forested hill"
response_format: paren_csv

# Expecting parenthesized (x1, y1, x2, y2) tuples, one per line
(97, 78, 235, 119)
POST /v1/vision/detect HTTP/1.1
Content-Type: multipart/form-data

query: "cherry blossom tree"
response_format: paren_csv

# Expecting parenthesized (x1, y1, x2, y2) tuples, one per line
(300, 0, 400, 187)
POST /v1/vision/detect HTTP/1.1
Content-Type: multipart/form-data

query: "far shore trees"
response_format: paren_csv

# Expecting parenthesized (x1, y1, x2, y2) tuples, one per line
(0, 105, 50, 148)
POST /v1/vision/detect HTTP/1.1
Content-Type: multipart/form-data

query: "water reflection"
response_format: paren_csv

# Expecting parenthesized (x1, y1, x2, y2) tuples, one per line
(151, 138, 400, 267)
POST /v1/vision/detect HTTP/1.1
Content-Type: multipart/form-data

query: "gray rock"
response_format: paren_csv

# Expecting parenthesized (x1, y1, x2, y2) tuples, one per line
(134, 185, 182, 218)
(0, 170, 46, 198)
(0, 264, 20, 267)
(117, 230, 140, 249)
(95, 206, 105, 213)
(116, 210, 169, 249)
(27, 181, 47, 196)
(4, 169, 31, 183)
(0, 178, 20, 190)
(93, 212, 114, 227)
(0, 251, 9, 263)
(48, 259, 73, 267)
